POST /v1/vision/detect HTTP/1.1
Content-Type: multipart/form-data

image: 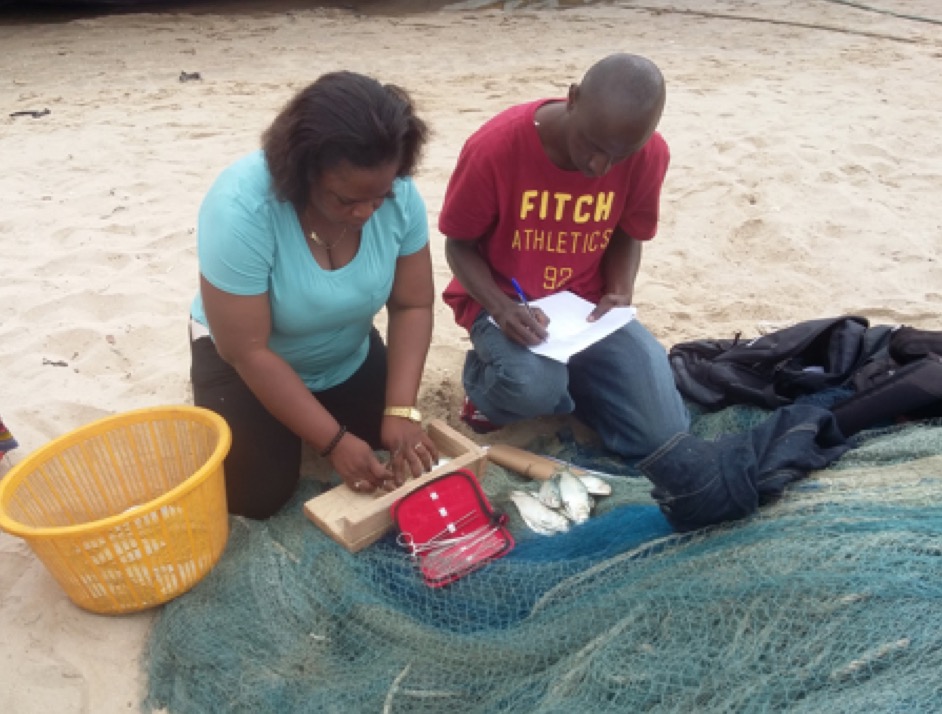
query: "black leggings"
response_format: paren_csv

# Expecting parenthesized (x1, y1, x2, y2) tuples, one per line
(190, 329, 388, 519)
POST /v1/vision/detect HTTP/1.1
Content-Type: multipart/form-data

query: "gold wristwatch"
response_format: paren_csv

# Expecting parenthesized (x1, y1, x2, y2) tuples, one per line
(383, 406, 422, 423)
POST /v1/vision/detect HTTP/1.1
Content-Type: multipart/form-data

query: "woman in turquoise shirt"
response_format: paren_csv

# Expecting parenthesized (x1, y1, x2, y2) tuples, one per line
(190, 72, 438, 519)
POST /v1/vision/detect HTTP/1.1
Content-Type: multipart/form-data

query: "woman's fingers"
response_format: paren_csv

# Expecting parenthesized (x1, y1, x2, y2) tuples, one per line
(387, 435, 440, 484)
(410, 438, 438, 473)
(336, 438, 395, 493)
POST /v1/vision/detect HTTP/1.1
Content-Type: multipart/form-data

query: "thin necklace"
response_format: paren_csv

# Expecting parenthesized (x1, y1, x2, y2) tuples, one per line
(308, 226, 349, 269)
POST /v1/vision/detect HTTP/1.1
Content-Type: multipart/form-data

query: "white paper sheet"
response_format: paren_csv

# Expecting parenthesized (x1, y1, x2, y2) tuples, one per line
(492, 290, 637, 363)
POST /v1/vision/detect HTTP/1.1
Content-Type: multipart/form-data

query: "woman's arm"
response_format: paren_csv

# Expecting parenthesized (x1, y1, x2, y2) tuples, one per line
(382, 244, 440, 478)
(200, 276, 393, 491)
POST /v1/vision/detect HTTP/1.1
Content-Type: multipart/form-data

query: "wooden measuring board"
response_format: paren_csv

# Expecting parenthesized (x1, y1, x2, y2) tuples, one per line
(303, 419, 487, 553)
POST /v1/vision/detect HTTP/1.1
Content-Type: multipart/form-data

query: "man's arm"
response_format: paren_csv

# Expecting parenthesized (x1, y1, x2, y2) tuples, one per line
(445, 237, 548, 345)
(588, 227, 643, 321)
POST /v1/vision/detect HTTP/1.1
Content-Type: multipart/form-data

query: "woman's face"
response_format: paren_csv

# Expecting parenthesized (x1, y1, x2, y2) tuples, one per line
(310, 159, 400, 229)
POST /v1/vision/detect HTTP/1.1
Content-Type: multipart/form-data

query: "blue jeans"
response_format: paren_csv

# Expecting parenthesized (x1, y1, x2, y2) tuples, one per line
(464, 311, 690, 459)
(639, 403, 849, 531)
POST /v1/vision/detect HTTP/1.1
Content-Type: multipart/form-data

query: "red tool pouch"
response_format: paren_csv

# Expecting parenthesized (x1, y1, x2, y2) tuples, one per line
(391, 468, 514, 588)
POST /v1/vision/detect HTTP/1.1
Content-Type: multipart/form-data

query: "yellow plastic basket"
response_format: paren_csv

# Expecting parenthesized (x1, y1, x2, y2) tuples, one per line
(0, 405, 231, 614)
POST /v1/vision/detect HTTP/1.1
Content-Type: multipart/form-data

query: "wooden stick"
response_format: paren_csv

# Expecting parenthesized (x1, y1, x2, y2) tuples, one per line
(486, 444, 558, 481)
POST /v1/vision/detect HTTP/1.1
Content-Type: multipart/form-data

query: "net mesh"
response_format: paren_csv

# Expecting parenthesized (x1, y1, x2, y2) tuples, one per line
(144, 407, 942, 713)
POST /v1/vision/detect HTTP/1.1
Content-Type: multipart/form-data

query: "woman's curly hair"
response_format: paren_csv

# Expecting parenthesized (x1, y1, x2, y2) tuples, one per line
(262, 71, 429, 209)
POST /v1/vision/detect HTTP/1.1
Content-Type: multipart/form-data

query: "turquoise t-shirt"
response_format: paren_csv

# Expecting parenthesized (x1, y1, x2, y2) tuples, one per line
(190, 150, 428, 391)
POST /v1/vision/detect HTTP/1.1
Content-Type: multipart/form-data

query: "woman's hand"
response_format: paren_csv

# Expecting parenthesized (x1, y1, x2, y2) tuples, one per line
(382, 417, 439, 487)
(328, 432, 397, 494)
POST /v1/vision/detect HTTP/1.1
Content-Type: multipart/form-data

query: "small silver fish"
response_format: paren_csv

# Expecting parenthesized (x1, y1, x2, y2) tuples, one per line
(536, 474, 563, 509)
(509, 490, 570, 536)
(557, 470, 592, 524)
(576, 473, 612, 496)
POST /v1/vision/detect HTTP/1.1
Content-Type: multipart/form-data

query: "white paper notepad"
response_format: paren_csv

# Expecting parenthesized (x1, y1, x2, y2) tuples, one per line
(492, 290, 637, 363)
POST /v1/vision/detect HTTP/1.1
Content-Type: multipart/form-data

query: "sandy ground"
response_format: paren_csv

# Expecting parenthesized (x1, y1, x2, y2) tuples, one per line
(1, 1, 940, 711)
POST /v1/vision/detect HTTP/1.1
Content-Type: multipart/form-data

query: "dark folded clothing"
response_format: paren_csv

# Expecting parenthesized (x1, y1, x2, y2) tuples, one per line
(640, 404, 848, 532)
(835, 353, 942, 438)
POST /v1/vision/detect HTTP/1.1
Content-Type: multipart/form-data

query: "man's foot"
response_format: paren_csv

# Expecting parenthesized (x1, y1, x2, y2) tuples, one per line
(460, 396, 501, 434)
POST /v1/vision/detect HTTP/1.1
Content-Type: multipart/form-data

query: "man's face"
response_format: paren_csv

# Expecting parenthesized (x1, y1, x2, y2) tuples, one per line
(565, 91, 663, 177)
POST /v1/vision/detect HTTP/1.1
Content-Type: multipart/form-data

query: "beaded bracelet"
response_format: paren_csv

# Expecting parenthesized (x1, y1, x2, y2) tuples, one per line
(319, 425, 347, 458)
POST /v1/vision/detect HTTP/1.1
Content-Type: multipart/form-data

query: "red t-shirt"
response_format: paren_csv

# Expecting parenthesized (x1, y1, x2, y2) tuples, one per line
(439, 99, 670, 331)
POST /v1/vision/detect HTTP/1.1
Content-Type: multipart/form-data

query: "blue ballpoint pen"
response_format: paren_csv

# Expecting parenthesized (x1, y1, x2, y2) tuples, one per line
(510, 277, 537, 321)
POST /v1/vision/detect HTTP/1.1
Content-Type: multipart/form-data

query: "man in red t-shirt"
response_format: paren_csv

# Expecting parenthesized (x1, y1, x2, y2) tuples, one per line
(440, 53, 689, 460)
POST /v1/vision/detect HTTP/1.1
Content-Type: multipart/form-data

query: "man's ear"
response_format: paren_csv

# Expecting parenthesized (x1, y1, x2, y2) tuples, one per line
(566, 83, 580, 109)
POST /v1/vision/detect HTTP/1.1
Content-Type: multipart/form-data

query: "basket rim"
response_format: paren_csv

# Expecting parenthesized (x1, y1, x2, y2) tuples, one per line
(0, 405, 231, 539)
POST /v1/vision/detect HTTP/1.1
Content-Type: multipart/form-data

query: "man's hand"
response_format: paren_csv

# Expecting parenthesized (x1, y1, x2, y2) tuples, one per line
(587, 292, 633, 322)
(493, 302, 550, 346)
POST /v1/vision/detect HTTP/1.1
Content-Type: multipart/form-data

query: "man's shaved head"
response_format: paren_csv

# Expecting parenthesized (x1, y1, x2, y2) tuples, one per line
(578, 53, 666, 130)
(559, 53, 667, 176)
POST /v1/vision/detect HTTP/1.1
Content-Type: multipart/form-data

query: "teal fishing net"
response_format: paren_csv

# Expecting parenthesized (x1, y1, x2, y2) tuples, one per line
(143, 406, 942, 713)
